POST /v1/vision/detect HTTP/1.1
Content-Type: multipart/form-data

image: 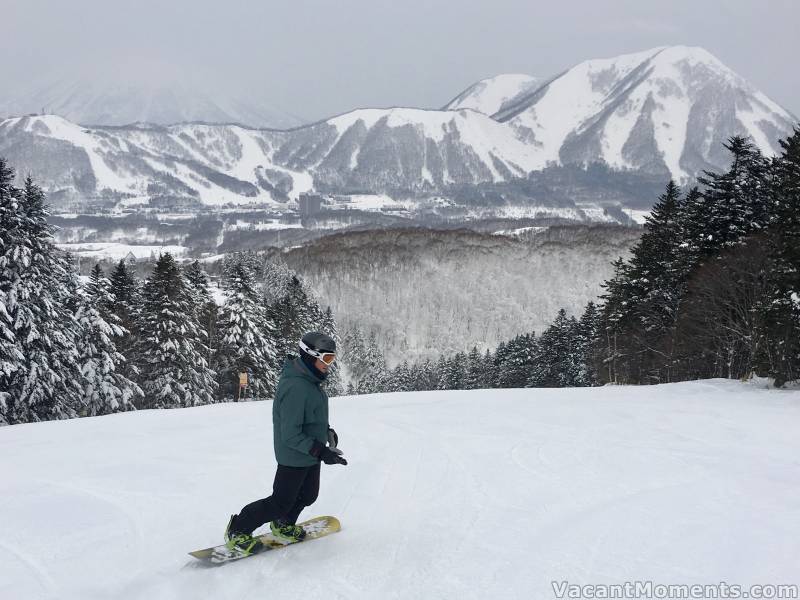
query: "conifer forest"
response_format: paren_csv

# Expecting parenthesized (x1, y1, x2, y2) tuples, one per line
(1, 129, 799, 425)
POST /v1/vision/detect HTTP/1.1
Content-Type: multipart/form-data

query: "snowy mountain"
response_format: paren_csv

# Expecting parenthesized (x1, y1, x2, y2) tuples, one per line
(0, 109, 546, 207)
(495, 46, 797, 180)
(273, 107, 545, 191)
(0, 114, 312, 207)
(0, 73, 304, 129)
(443, 74, 541, 115)
(0, 46, 796, 209)
(1, 380, 798, 599)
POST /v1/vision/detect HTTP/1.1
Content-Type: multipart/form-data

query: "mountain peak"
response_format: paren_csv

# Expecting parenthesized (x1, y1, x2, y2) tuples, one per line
(0, 71, 305, 129)
(444, 74, 541, 116)
(498, 46, 795, 181)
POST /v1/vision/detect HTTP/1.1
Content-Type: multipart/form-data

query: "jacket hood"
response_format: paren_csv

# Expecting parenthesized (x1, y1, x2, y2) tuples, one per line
(282, 355, 324, 385)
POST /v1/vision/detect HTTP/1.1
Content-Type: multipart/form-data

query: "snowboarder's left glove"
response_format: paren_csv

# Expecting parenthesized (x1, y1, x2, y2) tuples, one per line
(327, 427, 339, 449)
(310, 441, 348, 465)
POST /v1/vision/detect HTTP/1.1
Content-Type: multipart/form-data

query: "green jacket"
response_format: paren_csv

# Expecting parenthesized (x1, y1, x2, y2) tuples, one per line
(272, 356, 329, 467)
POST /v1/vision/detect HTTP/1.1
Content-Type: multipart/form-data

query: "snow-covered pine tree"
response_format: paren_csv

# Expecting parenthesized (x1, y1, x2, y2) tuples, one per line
(529, 311, 582, 387)
(109, 259, 140, 324)
(87, 264, 114, 317)
(184, 260, 218, 366)
(575, 302, 600, 386)
(624, 181, 687, 382)
(262, 258, 293, 306)
(698, 136, 772, 250)
(0, 174, 84, 423)
(0, 159, 24, 421)
(261, 259, 342, 388)
(679, 186, 716, 268)
(498, 334, 536, 388)
(480, 349, 495, 388)
(215, 254, 277, 400)
(768, 127, 800, 384)
(463, 346, 483, 390)
(358, 330, 388, 393)
(673, 139, 786, 382)
(491, 341, 507, 387)
(434, 355, 449, 390)
(266, 275, 315, 358)
(75, 265, 142, 415)
(136, 253, 217, 409)
(108, 258, 141, 381)
(415, 358, 439, 391)
(320, 306, 343, 396)
(341, 326, 367, 391)
(440, 352, 467, 390)
(390, 361, 413, 392)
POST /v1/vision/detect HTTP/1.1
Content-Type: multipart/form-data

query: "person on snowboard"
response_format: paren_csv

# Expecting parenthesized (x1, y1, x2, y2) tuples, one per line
(224, 331, 347, 554)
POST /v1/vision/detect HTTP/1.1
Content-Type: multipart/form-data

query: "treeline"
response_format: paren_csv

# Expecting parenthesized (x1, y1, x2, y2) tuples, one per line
(595, 132, 800, 386)
(0, 158, 340, 425)
(2, 128, 798, 424)
(339, 304, 599, 393)
(341, 130, 800, 393)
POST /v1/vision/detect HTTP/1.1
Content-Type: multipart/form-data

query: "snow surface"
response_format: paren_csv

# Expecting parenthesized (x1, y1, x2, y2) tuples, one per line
(330, 108, 456, 142)
(623, 208, 652, 224)
(28, 115, 139, 192)
(56, 242, 188, 261)
(509, 47, 663, 165)
(1, 380, 798, 599)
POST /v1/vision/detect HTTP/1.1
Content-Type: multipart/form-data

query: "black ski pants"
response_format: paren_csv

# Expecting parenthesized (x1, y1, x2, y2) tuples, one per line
(234, 463, 321, 534)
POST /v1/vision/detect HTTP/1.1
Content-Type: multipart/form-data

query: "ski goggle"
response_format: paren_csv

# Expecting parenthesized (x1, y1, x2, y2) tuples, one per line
(299, 340, 336, 364)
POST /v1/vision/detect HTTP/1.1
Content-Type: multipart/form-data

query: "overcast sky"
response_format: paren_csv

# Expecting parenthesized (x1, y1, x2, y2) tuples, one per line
(3, 0, 799, 121)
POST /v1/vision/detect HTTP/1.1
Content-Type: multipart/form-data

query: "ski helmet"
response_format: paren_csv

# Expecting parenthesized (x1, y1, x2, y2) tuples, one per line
(299, 331, 337, 357)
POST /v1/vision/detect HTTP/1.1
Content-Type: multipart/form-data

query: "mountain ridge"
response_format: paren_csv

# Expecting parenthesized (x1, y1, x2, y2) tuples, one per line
(494, 45, 796, 179)
(0, 72, 305, 129)
(0, 46, 796, 210)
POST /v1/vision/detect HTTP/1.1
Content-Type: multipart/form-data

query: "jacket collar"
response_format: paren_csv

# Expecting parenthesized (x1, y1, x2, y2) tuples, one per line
(290, 355, 324, 385)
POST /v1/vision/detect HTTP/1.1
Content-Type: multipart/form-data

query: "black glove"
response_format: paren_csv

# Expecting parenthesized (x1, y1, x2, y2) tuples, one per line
(310, 440, 348, 465)
(327, 427, 339, 449)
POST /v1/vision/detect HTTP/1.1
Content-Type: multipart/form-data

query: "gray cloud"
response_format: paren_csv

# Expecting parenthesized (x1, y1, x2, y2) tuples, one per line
(1, 0, 798, 122)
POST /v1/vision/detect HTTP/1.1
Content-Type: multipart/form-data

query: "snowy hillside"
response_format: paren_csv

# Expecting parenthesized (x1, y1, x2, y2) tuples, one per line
(0, 74, 303, 129)
(1, 380, 798, 599)
(279, 106, 546, 188)
(0, 109, 545, 207)
(496, 46, 797, 181)
(277, 227, 641, 363)
(0, 115, 313, 207)
(443, 74, 541, 115)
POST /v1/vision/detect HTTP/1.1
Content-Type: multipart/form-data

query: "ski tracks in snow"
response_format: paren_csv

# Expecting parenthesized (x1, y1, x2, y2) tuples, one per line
(2, 383, 799, 599)
(0, 539, 58, 599)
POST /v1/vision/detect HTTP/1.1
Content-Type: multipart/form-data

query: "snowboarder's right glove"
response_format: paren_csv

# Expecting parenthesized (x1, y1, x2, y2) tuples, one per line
(310, 440, 348, 465)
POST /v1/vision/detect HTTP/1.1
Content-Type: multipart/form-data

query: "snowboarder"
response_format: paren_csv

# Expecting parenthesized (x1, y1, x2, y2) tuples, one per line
(224, 331, 348, 555)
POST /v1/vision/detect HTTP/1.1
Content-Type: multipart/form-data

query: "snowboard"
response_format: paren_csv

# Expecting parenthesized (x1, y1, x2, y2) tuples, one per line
(188, 515, 340, 566)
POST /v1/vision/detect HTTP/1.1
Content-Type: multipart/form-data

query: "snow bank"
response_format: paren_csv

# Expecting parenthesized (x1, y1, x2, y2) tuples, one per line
(0, 380, 798, 599)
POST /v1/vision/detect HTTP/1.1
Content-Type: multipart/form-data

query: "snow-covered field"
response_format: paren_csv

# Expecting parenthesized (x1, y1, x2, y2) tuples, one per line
(1, 380, 798, 600)
(56, 242, 188, 261)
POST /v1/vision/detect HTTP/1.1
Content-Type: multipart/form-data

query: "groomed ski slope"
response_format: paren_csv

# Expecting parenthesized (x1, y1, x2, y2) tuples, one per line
(1, 380, 798, 600)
